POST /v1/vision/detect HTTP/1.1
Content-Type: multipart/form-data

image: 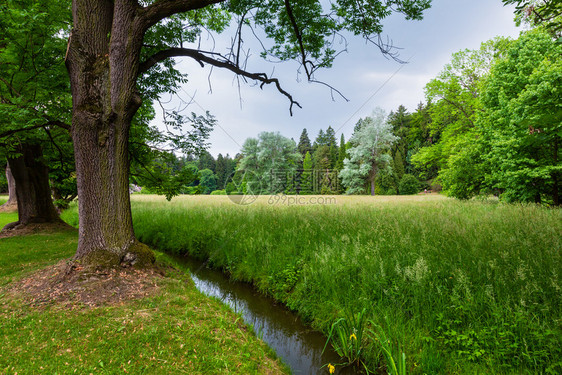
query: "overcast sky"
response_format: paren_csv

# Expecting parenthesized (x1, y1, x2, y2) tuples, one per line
(152, 0, 523, 158)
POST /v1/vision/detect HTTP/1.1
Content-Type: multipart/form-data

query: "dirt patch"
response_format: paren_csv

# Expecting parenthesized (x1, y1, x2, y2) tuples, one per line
(0, 202, 17, 213)
(0, 221, 75, 238)
(4, 260, 165, 309)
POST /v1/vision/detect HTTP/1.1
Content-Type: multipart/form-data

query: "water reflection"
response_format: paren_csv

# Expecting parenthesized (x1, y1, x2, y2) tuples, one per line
(176, 256, 360, 374)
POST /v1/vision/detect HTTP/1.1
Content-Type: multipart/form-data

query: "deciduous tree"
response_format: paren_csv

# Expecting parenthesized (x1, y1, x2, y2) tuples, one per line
(480, 28, 561, 205)
(237, 132, 301, 194)
(0, 0, 72, 229)
(340, 109, 397, 195)
(503, 0, 562, 39)
(0, 165, 17, 211)
(65, 0, 432, 267)
(411, 38, 509, 199)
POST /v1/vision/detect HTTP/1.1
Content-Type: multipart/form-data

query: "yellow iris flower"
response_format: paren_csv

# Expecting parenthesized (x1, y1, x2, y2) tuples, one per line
(328, 363, 335, 374)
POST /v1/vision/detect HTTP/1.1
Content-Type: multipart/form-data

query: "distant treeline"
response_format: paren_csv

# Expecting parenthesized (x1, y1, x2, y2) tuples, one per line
(134, 28, 560, 204)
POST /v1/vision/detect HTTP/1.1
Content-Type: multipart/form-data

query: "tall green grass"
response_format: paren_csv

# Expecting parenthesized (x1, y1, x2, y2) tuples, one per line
(66, 195, 562, 373)
(0, 196, 17, 228)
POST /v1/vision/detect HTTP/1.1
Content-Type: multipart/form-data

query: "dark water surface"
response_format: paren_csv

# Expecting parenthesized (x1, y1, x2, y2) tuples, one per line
(175, 255, 360, 374)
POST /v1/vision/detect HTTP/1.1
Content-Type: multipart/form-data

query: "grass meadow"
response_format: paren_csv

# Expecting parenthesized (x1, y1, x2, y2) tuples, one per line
(65, 194, 562, 374)
(0, 200, 287, 374)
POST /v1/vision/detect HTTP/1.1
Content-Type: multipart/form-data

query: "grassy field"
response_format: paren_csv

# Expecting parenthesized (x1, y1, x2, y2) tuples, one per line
(0, 196, 17, 229)
(63, 194, 561, 374)
(0, 208, 288, 374)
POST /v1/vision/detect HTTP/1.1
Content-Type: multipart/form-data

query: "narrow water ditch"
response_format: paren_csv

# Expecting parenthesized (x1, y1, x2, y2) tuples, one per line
(174, 255, 360, 374)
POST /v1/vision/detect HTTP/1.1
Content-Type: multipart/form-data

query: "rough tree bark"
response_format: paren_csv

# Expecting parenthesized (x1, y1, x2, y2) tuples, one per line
(0, 164, 17, 210)
(66, 0, 229, 268)
(2, 144, 62, 230)
(65, 0, 154, 267)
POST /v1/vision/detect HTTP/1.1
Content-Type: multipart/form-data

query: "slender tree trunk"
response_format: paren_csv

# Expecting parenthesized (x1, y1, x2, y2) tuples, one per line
(2, 144, 62, 230)
(369, 167, 377, 196)
(1, 164, 17, 209)
(66, 0, 153, 267)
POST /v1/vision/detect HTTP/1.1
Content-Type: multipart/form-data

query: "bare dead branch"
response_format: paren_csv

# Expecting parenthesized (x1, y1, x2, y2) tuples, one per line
(309, 79, 349, 102)
(138, 47, 302, 115)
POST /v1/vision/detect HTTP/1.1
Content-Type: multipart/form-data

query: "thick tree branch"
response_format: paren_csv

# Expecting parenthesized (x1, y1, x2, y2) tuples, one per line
(47, 120, 71, 131)
(283, 0, 314, 79)
(140, 0, 225, 30)
(0, 124, 46, 139)
(0, 120, 70, 139)
(139, 47, 302, 115)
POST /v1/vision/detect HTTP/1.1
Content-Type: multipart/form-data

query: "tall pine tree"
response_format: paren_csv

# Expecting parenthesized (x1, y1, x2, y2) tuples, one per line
(326, 126, 338, 168)
(336, 134, 347, 170)
(335, 133, 347, 193)
(298, 129, 313, 159)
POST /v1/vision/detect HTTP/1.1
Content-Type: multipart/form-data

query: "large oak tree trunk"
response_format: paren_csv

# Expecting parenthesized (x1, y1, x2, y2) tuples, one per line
(1, 164, 17, 210)
(2, 144, 62, 230)
(66, 0, 153, 267)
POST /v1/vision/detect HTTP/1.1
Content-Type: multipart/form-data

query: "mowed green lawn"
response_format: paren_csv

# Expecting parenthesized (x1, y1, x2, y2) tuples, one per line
(0, 207, 287, 374)
(88, 193, 562, 374)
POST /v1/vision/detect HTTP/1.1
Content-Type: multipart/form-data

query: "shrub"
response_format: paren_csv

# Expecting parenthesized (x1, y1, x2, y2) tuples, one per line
(210, 189, 227, 195)
(399, 174, 420, 195)
(225, 182, 237, 195)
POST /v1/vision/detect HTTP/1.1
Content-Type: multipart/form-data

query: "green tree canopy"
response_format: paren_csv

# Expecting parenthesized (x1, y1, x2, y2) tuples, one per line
(238, 132, 301, 194)
(340, 108, 397, 195)
(411, 37, 510, 198)
(503, 0, 562, 39)
(480, 28, 561, 205)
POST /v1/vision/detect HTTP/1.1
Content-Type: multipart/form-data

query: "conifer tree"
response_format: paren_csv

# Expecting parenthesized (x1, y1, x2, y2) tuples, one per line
(335, 134, 347, 193)
(336, 134, 347, 170)
(325, 127, 337, 146)
(300, 152, 313, 195)
(313, 129, 326, 151)
(298, 129, 313, 159)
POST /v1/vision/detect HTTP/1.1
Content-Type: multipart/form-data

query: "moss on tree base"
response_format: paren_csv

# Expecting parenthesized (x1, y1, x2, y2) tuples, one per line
(72, 241, 155, 271)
